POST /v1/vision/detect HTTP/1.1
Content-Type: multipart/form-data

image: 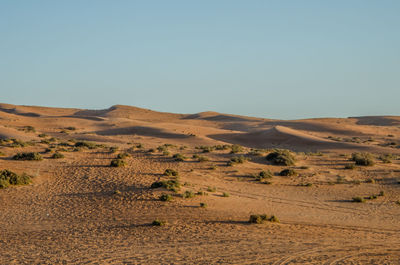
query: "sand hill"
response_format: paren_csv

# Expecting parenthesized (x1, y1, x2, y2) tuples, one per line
(1, 103, 400, 264)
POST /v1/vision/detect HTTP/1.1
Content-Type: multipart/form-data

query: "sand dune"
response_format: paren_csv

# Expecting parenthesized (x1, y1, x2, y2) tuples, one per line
(1, 103, 400, 264)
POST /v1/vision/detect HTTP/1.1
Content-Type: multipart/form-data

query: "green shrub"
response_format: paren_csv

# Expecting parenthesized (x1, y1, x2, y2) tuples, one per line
(379, 154, 393, 163)
(159, 194, 173, 201)
(230, 144, 243, 154)
(152, 219, 166, 226)
(110, 159, 126, 167)
(164, 169, 179, 177)
(344, 163, 356, 170)
(12, 152, 42, 161)
(279, 169, 298, 176)
(0, 169, 31, 188)
(182, 190, 195, 199)
(352, 197, 365, 203)
(74, 141, 97, 149)
(196, 191, 208, 196)
(230, 156, 247, 164)
(207, 186, 216, 192)
(197, 155, 209, 162)
(351, 153, 374, 166)
(249, 214, 279, 224)
(254, 170, 273, 181)
(266, 149, 296, 166)
(51, 152, 64, 159)
(172, 153, 186, 161)
(116, 152, 130, 159)
(200, 202, 207, 208)
(222, 192, 230, 197)
(151, 179, 181, 192)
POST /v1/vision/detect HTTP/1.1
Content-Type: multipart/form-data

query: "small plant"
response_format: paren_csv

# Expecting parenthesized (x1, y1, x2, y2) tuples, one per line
(344, 164, 356, 170)
(352, 197, 365, 203)
(254, 170, 273, 181)
(365, 178, 375, 184)
(378, 191, 385, 196)
(51, 152, 64, 159)
(12, 152, 42, 161)
(151, 179, 181, 192)
(379, 154, 393, 164)
(207, 186, 216, 192)
(172, 153, 186, 162)
(196, 191, 208, 196)
(279, 169, 298, 176)
(266, 149, 296, 166)
(152, 219, 166, 226)
(222, 192, 230, 197)
(113, 190, 121, 195)
(109, 146, 119, 153)
(159, 194, 173, 201)
(230, 144, 243, 154)
(0, 169, 32, 188)
(164, 169, 179, 177)
(110, 159, 126, 167)
(199, 202, 207, 208)
(197, 155, 209, 162)
(116, 152, 130, 159)
(38, 133, 47, 138)
(23, 126, 36, 132)
(230, 156, 247, 164)
(249, 214, 279, 224)
(182, 190, 195, 199)
(351, 152, 374, 166)
(74, 141, 97, 149)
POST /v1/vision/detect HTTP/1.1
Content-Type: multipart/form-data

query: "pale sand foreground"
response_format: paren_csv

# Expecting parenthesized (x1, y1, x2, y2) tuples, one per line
(1, 103, 400, 264)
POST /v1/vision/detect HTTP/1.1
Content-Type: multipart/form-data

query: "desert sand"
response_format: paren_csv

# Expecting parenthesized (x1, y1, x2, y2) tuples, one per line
(1, 103, 400, 264)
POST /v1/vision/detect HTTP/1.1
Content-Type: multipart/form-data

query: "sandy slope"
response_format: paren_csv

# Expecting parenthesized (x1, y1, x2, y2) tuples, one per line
(0, 103, 400, 264)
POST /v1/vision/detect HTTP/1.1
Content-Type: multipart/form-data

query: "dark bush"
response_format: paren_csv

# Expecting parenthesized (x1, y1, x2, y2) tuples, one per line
(249, 214, 279, 224)
(110, 159, 126, 167)
(279, 169, 298, 176)
(230, 144, 243, 154)
(151, 179, 181, 192)
(51, 152, 64, 159)
(182, 190, 195, 199)
(152, 219, 166, 226)
(12, 152, 42, 161)
(266, 149, 296, 166)
(164, 169, 179, 177)
(0, 169, 31, 188)
(74, 141, 97, 149)
(351, 153, 374, 166)
(159, 194, 173, 201)
(116, 152, 130, 159)
(172, 153, 186, 161)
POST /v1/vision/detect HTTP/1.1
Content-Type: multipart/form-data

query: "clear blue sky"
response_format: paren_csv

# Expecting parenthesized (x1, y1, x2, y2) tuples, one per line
(1, 1, 399, 119)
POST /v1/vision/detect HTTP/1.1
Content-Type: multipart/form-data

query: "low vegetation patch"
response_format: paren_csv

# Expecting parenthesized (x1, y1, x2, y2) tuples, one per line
(279, 168, 298, 177)
(0, 169, 32, 189)
(12, 152, 42, 161)
(74, 141, 97, 149)
(228, 155, 248, 166)
(351, 152, 375, 166)
(222, 192, 230, 197)
(51, 152, 64, 159)
(249, 214, 279, 224)
(266, 149, 296, 166)
(110, 159, 126, 167)
(172, 153, 186, 162)
(152, 219, 166, 226)
(164, 169, 179, 177)
(254, 170, 273, 181)
(159, 194, 173, 201)
(151, 179, 181, 192)
(182, 190, 195, 199)
(200, 202, 207, 208)
(116, 152, 130, 159)
(230, 144, 244, 154)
